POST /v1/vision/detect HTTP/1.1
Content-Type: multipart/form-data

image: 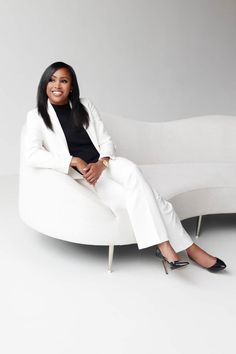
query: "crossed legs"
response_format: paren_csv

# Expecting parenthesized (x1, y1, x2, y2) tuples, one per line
(78, 156, 221, 269)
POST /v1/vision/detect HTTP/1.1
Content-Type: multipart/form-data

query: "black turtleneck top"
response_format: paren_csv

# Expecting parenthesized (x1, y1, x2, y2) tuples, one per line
(52, 103, 100, 169)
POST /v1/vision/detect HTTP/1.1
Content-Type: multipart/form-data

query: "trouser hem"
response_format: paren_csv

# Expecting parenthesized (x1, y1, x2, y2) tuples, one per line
(137, 239, 194, 252)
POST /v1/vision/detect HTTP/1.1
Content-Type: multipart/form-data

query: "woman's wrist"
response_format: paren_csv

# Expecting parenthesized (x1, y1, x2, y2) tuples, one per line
(70, 156, 83, 167)
(99, 157, 110, 168)
(70, 157, 77, 167)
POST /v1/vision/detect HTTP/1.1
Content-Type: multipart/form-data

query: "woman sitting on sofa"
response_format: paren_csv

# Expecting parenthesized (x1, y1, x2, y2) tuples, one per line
(25, 61, 226, 274)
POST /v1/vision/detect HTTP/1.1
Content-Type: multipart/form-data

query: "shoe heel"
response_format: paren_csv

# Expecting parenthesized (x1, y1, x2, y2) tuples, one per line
(156, 249, 169, 275)
(162, 259, 169, 275)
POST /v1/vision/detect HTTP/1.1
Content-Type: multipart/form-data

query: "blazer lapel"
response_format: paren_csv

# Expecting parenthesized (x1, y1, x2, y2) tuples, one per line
(84, 119, 100, 152)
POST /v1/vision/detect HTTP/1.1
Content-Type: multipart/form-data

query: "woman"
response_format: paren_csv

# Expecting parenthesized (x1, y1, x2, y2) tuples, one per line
(26, 61, 226, 274)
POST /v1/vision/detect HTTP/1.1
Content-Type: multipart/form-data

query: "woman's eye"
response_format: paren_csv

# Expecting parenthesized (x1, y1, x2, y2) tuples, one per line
(49, 78, 55, 82)
(61, 80, 68, 83)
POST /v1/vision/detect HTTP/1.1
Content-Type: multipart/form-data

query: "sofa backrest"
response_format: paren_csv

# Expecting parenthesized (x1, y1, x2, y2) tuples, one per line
(101, 114, 236, 165)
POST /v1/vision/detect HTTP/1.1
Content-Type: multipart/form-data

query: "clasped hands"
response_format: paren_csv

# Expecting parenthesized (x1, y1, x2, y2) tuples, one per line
(70, 156, 107, 186)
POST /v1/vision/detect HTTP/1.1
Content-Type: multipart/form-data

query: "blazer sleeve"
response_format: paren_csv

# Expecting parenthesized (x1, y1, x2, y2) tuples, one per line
(24, 111, 72, 174)
(86, 99, 116, 159)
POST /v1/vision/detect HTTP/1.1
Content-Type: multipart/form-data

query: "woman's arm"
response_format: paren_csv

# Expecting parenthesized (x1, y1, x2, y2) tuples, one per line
(24, 112, 72, 174)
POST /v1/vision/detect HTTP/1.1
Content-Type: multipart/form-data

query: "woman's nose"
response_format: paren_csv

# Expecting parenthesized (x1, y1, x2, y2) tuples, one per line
(54, 80, 61, 88)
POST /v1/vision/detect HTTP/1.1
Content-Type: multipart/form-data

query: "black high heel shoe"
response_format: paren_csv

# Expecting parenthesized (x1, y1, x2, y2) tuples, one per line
(155, 249, 189, 275)
(207, 258, 226, 273)
(188, 256, 226, 272)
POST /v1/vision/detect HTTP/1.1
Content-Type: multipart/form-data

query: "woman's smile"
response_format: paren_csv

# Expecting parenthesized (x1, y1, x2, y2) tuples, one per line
(52, 90, 63, 97)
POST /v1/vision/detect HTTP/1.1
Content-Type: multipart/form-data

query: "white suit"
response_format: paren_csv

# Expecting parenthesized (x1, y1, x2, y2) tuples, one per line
(25, 98, 193, 251)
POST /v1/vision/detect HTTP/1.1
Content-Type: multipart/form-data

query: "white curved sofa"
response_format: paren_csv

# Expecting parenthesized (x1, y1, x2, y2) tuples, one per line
(19, 114, 236, 271)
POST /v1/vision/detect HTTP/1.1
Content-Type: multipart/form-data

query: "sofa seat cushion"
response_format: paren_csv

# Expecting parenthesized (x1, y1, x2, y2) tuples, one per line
(139, 162, 236, 200)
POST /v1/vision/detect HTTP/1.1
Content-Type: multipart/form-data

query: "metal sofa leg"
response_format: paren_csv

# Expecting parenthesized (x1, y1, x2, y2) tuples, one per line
(196, 215, 203, 238)
(108, 245, 114, 273)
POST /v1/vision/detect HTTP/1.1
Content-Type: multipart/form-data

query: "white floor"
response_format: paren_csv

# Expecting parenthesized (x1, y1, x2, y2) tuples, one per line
(1, 175, 236, 354)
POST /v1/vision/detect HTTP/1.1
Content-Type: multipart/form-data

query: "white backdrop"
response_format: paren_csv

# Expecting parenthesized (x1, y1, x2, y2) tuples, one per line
(0, 0, 236, 175)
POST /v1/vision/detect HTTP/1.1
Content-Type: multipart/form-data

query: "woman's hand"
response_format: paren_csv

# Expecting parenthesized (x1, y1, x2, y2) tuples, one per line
(70, 157, 88, 175)
(83, 160, 106, 185)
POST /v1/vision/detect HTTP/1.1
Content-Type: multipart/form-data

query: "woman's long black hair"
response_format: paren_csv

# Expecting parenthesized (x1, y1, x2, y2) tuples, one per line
(37, 61, 89, 131)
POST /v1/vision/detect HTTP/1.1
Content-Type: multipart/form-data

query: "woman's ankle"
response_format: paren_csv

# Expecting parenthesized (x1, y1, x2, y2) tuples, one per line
(157, 241, 180, 262)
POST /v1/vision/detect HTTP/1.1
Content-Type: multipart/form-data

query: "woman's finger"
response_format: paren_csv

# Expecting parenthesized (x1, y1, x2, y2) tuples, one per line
(86, 174, 96, 182)
(84, 170, 94, 178)
(87, 176, 97, 184)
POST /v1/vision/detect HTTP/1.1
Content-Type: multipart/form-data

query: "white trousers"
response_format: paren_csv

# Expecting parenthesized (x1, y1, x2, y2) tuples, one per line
(75, 157, 193, 252)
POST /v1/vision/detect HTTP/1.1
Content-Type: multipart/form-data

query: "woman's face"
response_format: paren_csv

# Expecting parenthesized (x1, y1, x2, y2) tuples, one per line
(46, 67, 73, 105)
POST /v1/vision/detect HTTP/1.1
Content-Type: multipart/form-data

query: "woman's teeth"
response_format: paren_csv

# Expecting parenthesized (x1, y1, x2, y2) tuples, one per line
(52, 91, 63, 96)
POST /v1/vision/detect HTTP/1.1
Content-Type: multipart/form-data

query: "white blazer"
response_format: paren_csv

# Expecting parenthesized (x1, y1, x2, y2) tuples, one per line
(24, 98, 116, 180)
